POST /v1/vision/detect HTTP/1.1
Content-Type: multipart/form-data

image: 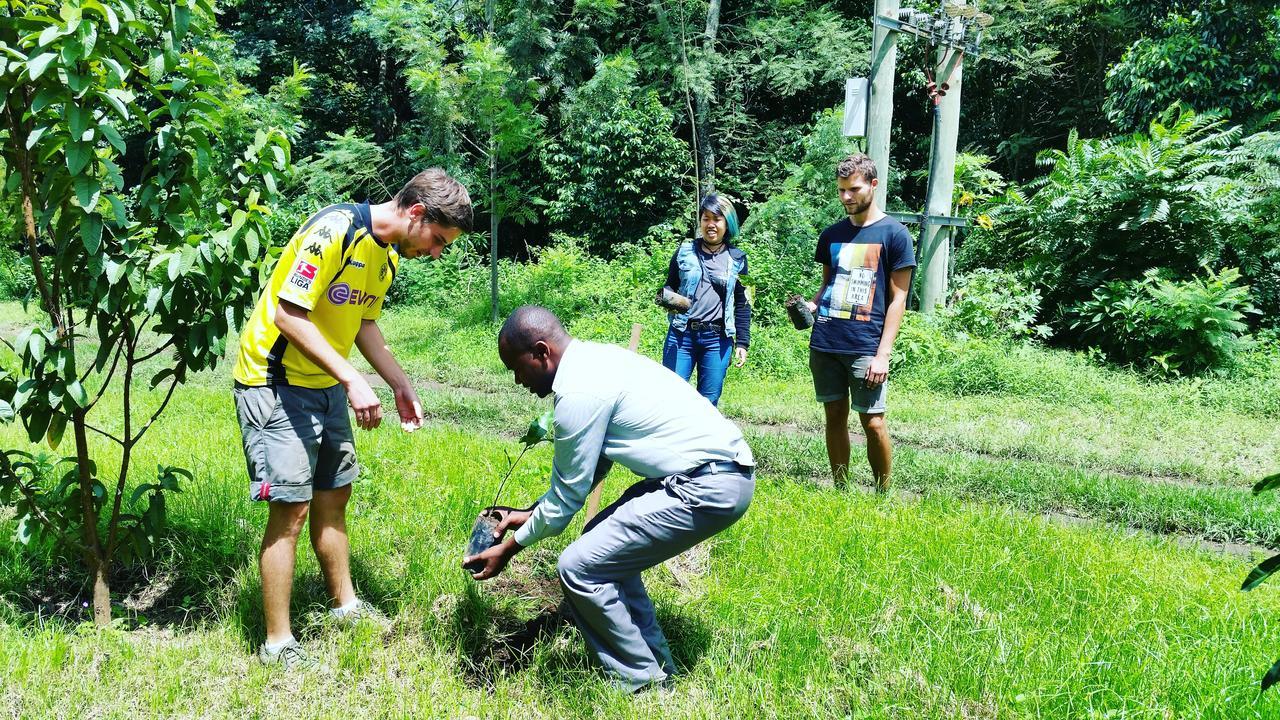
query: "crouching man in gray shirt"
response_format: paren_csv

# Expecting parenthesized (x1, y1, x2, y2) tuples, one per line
(464, 305, 755, 692)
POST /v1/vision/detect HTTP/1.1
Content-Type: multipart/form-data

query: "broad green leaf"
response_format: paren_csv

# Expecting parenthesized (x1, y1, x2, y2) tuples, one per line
(0, 400, 13, 423)
(100, 57, 126, 84)
(1254, 472, 1280, 495)
(100, 123, 125, 153)
(102, 89, 132, 118)
(147, 51, 164, 81)
(66, 141, 92, 174)
(129, 482, 157, 506)
(46, 411, 66, 449)
(74, 175, 100, 209)
(27, 53, 56, 80)
(1243, 553, 1280, 591)
(81, 213, 103, 254)
(174, 4, 191, 40)
(25, 406, 52, 444)
(519, 408, 555, 446)
(38, 24, 61, 47)
(26, 126, 48, 150)
(28, 332, 45, 363)
(244, 228, 259, 259)
(107, 194, 127, 225)
(68, 105, 91, 138)
(149, 367, 174, 389)
(65, 380, 89, 408)
(31, 88, 59, 112)
(80, 19, 98, 56)
(13, 379, 36, 411)
(14, 327, 33, 358)
(105, 259, 126, 285)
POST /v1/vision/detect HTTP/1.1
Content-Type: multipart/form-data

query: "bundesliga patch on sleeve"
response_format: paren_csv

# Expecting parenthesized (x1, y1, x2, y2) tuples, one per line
(288, 259, 318, 291)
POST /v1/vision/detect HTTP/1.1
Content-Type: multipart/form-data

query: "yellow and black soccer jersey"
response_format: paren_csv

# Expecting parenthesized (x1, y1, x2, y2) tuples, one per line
(234, 203, 399, 388)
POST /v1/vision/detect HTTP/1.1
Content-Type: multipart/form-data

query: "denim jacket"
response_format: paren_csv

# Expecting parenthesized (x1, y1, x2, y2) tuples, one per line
(667, 242, 750, 343)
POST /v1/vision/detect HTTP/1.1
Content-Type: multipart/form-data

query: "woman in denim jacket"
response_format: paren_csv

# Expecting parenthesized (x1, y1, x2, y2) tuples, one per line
(659, 194, 752, 406)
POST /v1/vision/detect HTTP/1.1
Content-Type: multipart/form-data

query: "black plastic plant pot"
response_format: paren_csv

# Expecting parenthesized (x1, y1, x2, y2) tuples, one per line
(463, 506, 517, 574)
(655, 287, 693, 313)
(786, 295, 814, 330)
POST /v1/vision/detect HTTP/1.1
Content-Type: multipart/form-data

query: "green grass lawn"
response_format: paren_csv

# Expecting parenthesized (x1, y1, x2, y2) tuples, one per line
(2, 385, 1280, 718)
(3, 301, 1280, 717)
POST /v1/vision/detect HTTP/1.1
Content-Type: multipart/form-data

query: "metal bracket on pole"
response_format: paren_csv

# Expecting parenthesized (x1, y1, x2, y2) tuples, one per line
(871, 14, 981, 55)
(887, 211, 969, 227)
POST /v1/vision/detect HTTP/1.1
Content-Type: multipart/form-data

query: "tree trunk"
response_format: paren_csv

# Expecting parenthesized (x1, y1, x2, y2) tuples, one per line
(73, 410, 110, 625)
(694, 0, 720, 195)
(91, 556, 111, 625)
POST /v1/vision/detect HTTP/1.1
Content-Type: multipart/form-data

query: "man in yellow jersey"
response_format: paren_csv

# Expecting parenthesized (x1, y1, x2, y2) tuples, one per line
(233, 169, 472, 668)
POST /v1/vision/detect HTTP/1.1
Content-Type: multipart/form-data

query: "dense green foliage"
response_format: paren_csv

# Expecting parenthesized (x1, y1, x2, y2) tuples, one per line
(0, 0, 1272, 374)
(1069, 267, 1257, 374)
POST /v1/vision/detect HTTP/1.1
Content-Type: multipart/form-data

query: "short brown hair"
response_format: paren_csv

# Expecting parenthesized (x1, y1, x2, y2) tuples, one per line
(394, 168, 474, 232)
(836, 154, 878, 182)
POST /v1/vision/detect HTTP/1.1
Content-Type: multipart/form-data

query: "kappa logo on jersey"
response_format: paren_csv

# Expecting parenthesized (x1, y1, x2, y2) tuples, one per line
(327, 282, 379, 308)
(379, 262, 388, 280)
(303, 242, 324, 257)
(288, 260, 318, 291)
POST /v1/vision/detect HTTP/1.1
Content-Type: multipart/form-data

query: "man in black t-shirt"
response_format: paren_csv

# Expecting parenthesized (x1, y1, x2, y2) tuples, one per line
(806, 155, 916, 492)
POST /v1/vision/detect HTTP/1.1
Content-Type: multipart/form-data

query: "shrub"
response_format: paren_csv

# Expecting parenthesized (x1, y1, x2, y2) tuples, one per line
(386, 238, 489, 310)
(975, 105, 1280, 331)
(940, 269, 1051, 342)
(1068, 267, 1257, 374)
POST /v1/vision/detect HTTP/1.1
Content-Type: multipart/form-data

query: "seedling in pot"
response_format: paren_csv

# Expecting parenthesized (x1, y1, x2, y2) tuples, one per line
(463, 409, 554, 573)
(655, 287, 693, 313)
(785, 294, 815, 330)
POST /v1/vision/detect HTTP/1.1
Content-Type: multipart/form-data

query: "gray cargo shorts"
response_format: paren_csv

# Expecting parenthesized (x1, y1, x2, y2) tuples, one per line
(233, 383, 358, 503)
(809, 349, 888, 414)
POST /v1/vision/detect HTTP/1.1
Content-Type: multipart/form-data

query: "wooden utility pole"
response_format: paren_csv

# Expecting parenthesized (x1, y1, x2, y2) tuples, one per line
(867, 0, 900, 209)
(919, 35, 964, 311)
(861, 2, 989, 313)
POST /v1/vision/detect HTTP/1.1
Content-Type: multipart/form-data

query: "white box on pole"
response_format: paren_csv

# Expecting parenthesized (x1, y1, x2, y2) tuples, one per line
(842, 77, 869, 137)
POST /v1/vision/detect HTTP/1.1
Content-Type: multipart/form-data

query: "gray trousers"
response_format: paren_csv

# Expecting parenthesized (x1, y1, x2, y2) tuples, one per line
(557, 467, 755, 691)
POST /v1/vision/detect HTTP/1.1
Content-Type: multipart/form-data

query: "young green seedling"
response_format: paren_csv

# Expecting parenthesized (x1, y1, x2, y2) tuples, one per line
(463, 409, 554, 572)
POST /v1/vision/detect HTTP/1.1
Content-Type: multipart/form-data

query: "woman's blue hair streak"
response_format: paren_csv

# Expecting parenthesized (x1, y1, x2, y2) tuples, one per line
(699, 194, 739, 239)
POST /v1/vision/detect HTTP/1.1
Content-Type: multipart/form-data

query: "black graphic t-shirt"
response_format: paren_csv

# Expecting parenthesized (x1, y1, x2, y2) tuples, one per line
(810, 216, 916, 356)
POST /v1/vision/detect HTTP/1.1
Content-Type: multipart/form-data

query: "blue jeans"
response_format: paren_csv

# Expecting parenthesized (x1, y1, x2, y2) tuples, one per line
(662, 327, 733, 406)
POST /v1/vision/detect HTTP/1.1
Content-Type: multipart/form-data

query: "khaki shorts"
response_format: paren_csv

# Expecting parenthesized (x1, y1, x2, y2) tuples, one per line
(809, 349, 888, 414)
(234, 383, 358, 503)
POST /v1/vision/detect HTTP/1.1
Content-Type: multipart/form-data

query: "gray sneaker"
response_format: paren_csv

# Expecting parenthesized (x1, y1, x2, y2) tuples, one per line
(331, 600, 390, 630)
(257, 638, 316, 670)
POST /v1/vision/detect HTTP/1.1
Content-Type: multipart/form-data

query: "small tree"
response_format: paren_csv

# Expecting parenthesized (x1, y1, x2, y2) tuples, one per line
(0, 0, 289, 625)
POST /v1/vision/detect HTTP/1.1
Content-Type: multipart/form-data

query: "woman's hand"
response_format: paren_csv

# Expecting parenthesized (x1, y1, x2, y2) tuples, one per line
(734, 346, 748, 368)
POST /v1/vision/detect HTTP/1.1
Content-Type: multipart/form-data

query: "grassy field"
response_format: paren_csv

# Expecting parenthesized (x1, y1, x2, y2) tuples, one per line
(2, 302, 1280, 717)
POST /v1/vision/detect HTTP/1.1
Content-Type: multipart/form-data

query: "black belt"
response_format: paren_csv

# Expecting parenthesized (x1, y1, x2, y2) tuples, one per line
(686, 460, 754, 478)
(687, 320, 725, 332)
